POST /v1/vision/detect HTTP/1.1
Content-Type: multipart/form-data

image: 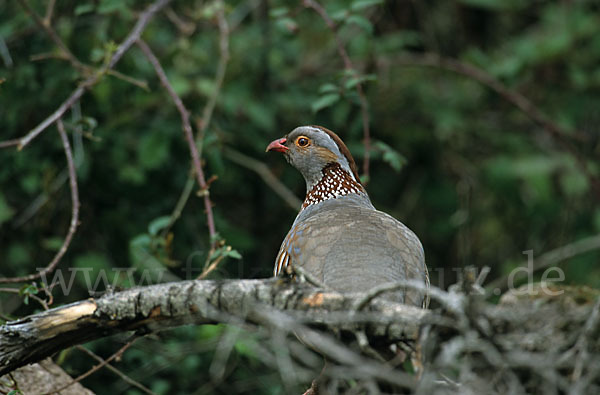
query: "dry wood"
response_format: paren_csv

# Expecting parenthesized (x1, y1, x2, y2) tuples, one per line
(0, 278, 426, 376)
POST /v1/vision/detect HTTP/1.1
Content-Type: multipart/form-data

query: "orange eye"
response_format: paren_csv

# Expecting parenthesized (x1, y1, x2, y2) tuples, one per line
(296, 136, 310, 147)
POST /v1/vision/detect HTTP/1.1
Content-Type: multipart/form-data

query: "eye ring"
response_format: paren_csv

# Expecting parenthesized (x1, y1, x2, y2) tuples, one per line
(296, 136, 310, 147)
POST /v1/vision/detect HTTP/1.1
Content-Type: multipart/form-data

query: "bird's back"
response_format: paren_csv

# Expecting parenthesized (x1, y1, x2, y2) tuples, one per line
(276, 197, 428, 307)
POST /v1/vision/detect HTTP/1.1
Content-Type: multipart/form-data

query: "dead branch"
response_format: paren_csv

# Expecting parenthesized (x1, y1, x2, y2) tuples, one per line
(160, 0, 230, 247)
(223, 147, 302, 210)
(137, 38, 217, 243)
(1, 277, 599, 393)
(0, 120, 80, 284)
(487, 233, 600, 292)
(0, 278, 426, 377)
(13, 0, 171, 150)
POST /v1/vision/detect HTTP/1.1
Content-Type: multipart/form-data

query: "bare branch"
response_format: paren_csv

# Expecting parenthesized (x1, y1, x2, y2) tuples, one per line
(161, 0, 230, 247)
(136, 38, 217, 243)
(15, 0, 171, 150)
(0, 139, 20, 149)
(487, 233, 600, 292)
(17, 0, 87, 71)
(75, 345, 158, 395)
(302, 0, 371, 181)
(223, 147, 302, 210)
(0, 119, 80, 284)
(0, 279, 426, 375)
(48, 337, 139, 394)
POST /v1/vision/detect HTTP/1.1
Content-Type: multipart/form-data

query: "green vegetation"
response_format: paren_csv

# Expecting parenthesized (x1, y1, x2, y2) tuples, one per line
(1, 0, 599, 393)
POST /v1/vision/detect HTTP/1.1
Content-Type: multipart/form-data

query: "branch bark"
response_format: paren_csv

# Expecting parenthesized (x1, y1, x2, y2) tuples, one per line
(0, 278, 426, 376)
(1, 278, 599, 393)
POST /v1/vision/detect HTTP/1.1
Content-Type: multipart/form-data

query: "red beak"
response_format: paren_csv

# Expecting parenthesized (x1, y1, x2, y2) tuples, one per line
(265, 138, 289, 153)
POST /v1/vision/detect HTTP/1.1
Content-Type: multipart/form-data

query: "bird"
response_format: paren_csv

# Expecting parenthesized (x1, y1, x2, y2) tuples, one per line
(266, 125, 429, 308)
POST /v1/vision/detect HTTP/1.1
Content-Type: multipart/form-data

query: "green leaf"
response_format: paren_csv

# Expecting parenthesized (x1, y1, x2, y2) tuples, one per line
(208, 245, 242, 261)
(344, 74, 376, 90)
(19, 283, 39, 305)
(318, 83, 339, 94)
(130, 234, 152, 250)
(210, 232, 223, 245)
(274, 17, 298, 33)
(226, 249, 242, 259)
(74, 4, 95, 15)
(344, 15, 373, 34)
(97, 0, 126, 14)
(311, 93, 340, 112)
(351, 0, 384, 11)
(269, 7, 289, 18)
(374, 141, 407, 172)
(331, 10, 350, 21)
(148, 216, 172, 236)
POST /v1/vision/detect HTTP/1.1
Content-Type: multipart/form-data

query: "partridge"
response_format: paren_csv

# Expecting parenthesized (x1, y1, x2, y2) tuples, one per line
(266, 125, 429, 307)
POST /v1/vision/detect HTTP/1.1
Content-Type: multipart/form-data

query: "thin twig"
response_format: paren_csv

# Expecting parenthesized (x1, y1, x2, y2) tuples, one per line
(165, 7, 196, 35)
(15, 0, 171, 150)
(292, 266, 327, 289)
(18, 0, 86, 71)
(223, 147, 302, 210)
(197, 250, 228, 280)
(572, 297, 600, 381)
(19, 1, 148, 90)
(302, 0, 371, 181)
(487, 233, 600, 292)
(0, 287, 49, 309)
(49, 337, 139, 394)
(0, 139, 20, 149)
(43, 0, 56, 25)
(76, 345, 158, 395)
(162, 0, 230, 246)
(137, 38, 217, 245)
(162, 168, 196, 236)
(0, 119, 80, 284)
(352, 279, 461, 314)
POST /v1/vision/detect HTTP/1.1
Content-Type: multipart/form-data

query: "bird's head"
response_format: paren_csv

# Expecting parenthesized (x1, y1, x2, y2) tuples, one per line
(266, 125, 361, 190)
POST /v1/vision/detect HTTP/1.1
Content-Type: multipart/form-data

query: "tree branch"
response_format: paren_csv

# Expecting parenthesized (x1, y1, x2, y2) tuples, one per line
(14, 0, 171, 150)
(49, 337, 138, 394)
(136, 38, 217, 243)
(0, 278, 427, 376)
(75, 345, 157, 395)
(0, 119, 80, 284)
(487, 233, 600, 292)
(223, 147, 302, 210)
(160, 0, 230, 247)
(1, 277, 598, 392)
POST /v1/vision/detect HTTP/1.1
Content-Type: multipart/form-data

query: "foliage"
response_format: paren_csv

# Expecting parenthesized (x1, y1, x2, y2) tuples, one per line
(1, 0, 599, 393)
